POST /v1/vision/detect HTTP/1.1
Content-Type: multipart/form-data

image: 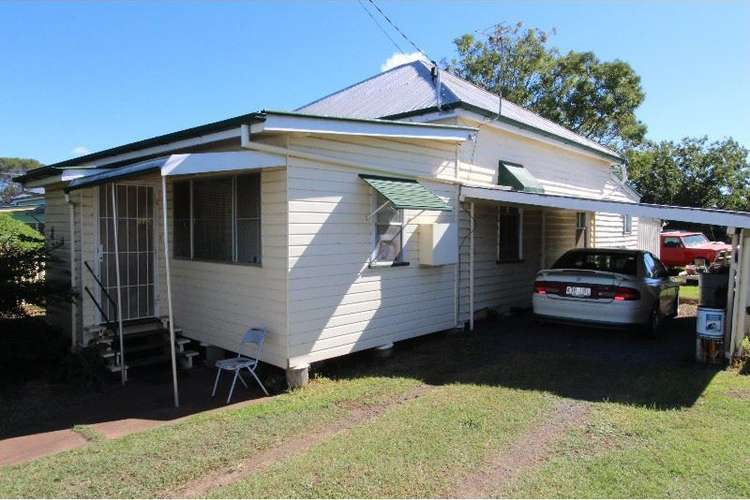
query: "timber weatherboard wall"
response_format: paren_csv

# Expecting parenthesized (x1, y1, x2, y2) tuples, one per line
(457, 202, 543, 322)
(164, 168, 289, 368)
(70, 166, 289, 368)
(285, 134, 459, 367)
(449, 114, 648, 323)
(42, 187, 73, 337)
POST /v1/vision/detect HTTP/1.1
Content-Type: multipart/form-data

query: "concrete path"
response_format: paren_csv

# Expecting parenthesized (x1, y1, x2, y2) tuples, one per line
(0, 429, 88, 467)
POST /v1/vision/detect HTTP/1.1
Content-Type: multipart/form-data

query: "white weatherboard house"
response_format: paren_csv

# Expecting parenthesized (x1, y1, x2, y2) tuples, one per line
(18, 61, 750, 397)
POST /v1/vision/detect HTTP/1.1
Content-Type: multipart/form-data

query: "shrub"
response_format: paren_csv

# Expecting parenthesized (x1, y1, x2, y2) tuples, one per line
(0, 213, 69, 317)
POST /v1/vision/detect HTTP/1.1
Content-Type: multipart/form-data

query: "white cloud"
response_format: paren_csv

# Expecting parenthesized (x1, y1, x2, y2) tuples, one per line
(72, 145, 91, 156)
(380, 51, 427, 72)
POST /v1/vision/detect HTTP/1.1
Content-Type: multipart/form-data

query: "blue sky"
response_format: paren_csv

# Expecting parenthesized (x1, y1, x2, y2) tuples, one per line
(1, 1, 748, 165)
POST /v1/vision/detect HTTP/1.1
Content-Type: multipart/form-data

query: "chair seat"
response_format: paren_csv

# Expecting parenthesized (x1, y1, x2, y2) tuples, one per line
(216, 357, 257, 370)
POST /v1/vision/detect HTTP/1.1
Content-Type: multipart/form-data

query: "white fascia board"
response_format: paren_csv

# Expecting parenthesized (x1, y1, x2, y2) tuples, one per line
(24, 168, 107, 188)
(608, 173, 641, 202)
(250, 114, 475, 142)
(456, 109, 620, 165)
(74, 128, 242, 169)
(461, 184, 750, 229)
(161, 151, 286, 176)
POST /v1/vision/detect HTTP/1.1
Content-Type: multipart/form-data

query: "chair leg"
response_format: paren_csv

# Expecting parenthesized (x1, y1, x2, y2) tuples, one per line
(227, 369, 240, 404)
(247, 367, 270, 396)
(237, 372, 248, 389)
(211, 368, 222, 398)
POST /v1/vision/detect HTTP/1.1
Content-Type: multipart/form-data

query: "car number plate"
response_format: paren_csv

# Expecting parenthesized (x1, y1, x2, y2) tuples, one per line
(566, 286, 591, 297)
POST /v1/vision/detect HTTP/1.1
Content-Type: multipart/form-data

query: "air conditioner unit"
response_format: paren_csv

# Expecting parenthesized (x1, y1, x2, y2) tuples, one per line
(419, 223, 458, 266)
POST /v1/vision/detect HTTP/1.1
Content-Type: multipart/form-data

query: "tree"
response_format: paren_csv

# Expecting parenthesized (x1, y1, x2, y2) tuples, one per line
(446, 22, 647, 150)
(0, 214, 45, 316)
(627, 137, 750, 209)
(627, 137, 750, 239)
(0, 157, 43, 204)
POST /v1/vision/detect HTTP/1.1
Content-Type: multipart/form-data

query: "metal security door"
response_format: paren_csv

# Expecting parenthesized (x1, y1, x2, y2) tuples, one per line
(99, 184, 155, 321)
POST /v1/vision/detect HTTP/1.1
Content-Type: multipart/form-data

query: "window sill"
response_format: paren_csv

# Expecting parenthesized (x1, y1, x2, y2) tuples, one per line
(368, 261, 410, 269)
(496, 259, 525, 265)
(173, 256, 262, 268)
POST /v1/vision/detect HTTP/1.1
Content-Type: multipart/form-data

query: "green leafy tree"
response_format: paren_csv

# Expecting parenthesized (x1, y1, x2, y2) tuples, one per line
(0, 157, 43, 204)
(627, 137, 750, 210)
(0, 214, 68, 317)
(446, 22, 647, 150)
(627, 137, 750, 239)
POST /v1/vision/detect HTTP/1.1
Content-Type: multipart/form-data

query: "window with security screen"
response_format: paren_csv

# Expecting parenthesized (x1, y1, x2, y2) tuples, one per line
(173, 173, 261, 265)
(372, 192, 406, 265)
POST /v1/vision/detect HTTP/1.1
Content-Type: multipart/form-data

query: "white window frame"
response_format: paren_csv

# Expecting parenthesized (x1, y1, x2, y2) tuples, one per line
(497, 206, 524, 263)
(623, 214, 633, 235)
(576, 211, 588, 248)
(369, 191, 408, 267)
(173, 173, 262, 266)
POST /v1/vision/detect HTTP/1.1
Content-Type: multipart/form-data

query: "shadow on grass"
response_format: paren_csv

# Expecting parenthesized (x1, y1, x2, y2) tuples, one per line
(319, 310, 720, 411)
(0, 308, 720, 441)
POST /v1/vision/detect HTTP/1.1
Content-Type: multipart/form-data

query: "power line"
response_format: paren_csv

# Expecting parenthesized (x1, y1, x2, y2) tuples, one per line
(357, 0, 405, 54)
(365, 0, 432, 62)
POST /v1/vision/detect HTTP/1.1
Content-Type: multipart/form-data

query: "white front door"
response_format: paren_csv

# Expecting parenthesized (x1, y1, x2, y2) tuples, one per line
(98, 184, 155, 321)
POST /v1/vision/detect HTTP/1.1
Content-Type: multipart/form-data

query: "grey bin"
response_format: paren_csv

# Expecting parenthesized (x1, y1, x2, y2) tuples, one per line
(698, 272, 729, 308)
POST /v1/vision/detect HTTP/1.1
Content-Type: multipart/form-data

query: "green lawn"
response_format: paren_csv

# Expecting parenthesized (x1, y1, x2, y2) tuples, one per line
(0, 377, 422, 498)
(680, 284, 700, 302)
(2, 315, 750, 498)
(506, 370, 750, 498)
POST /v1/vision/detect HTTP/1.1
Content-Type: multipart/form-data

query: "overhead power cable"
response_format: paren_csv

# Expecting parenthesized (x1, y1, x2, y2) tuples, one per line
(357, 0, 405, 54)
(365, 0, 433, 62)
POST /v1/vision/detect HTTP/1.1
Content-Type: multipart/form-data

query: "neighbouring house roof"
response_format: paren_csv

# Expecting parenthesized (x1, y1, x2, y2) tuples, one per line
(0, 191, 46, 226)
(296, 60, 622, 162)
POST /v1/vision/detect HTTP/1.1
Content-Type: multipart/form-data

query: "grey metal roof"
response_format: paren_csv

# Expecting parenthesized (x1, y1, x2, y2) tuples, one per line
(297, 60, 621, 161)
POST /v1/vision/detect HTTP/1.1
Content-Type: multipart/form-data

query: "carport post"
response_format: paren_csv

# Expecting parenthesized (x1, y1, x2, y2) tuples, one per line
(161, 175, 180, 408)
(111, 185, 126, 386)
(469, 202, 475, 331)
(730, 229, 750, 358)
(540, 209, 546, 268)
(724, 228, 739, 353)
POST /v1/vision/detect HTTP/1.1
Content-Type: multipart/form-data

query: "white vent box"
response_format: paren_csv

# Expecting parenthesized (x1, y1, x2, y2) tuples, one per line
(419, 223, 458, 266)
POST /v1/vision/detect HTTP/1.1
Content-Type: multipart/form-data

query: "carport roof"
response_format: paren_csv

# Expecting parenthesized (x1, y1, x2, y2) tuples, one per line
(461, 184, 750, 229)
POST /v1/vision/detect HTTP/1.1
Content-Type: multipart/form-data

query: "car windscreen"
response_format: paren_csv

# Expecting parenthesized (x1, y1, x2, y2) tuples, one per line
(683, 234, 709, 247)
(552, 251, 638, 276)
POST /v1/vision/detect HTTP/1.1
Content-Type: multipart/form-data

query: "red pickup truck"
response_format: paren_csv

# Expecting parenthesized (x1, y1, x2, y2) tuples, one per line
(660, 231, 731, 268)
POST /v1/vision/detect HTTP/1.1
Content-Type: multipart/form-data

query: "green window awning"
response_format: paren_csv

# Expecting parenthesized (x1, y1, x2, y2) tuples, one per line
(498, 162, 545, 194)
(359, 174, 451, 211)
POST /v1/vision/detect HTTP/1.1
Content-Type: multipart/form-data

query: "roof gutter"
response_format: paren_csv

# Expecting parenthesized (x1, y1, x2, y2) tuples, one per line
(16, 111, 267, 184)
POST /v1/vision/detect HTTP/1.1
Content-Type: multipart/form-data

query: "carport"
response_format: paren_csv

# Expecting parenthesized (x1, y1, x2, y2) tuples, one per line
(460, 183, 750, 359)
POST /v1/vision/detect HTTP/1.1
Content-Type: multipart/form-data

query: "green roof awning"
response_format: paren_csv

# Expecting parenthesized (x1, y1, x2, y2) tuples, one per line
(498, 162, 545, 194)
(359, 174, 451, 211)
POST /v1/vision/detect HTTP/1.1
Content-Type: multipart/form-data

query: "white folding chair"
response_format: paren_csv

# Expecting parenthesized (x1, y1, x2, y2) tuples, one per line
(211, 328, 269, 403)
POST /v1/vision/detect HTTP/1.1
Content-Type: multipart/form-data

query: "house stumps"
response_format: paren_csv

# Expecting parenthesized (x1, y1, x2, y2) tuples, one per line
(373, 343, 394, 359)
(286, 364, 309, 389)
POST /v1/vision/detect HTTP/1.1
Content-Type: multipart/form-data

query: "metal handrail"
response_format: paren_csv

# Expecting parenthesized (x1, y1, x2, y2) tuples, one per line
(84, 261, 117, 308)
(84, 286, 110, 324)
(83, 260, 118, 325)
